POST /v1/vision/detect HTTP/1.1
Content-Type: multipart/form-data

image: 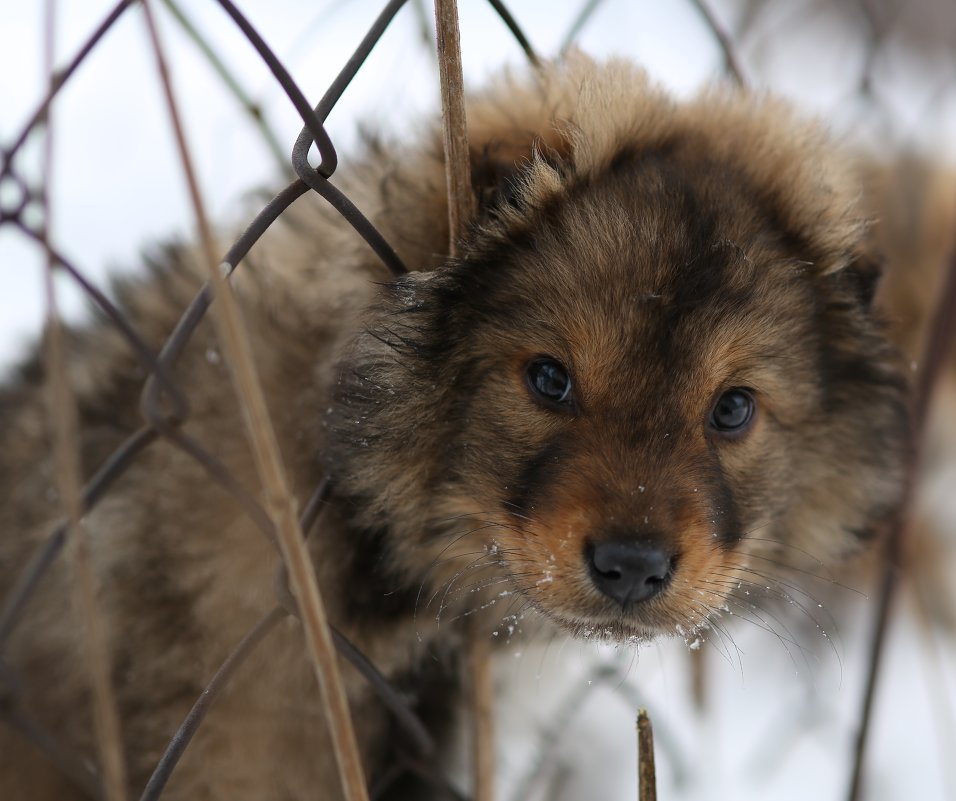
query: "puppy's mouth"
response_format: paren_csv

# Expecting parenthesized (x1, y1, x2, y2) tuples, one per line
(531, 598, 713, 645)
(537, 609, 665, 644)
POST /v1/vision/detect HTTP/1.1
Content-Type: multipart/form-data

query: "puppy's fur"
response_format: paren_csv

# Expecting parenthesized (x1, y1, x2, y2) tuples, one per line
(0, 56, 910, 799)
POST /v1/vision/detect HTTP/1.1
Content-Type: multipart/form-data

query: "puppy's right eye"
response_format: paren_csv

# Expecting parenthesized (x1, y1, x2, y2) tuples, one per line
(709, 388, 756, 434)
(526, 358, 573, 406)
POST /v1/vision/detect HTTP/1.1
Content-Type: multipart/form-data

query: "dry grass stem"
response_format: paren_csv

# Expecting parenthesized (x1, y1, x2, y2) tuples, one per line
(687, 0, 747, 87)
(560, 0, 606, 57)
(160, 0, 288, 176)
(41, 2, 129, 798)
(470, 633, 495, 801)
(434, 0, 476, 257)
(637, 709, 657, 801)
(432, 4, 494, 799)
(140, 3, 368, 800)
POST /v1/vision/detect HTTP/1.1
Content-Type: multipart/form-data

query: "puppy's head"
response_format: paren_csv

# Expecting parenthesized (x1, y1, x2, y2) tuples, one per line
(327, 58, 909, 642)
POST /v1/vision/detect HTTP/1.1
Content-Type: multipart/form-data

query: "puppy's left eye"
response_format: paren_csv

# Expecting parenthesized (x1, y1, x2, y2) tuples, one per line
(526, 358, 573, 406)
(710, 389, 755, 433)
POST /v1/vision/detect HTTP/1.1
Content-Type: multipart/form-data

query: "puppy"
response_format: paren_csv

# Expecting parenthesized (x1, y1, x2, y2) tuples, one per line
(0, 55, 909, 800)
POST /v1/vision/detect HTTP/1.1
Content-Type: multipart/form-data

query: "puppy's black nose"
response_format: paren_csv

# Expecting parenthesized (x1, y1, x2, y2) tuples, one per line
(587, 540, 673, 606)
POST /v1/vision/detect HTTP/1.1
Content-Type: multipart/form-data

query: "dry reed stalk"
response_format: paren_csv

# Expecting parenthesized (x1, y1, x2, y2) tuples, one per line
(560, 0, 605, 57)
(432, 3, 494, 800)
(470, 634, 495, 801)
(687, 0, 747, 87)
(689, 646, 707, 712)
(434, 0, 476, 257)
(159, 0, 288, 176)
(139, 3, 369, 800)
(435, 0, 495, 801)
(40, 2, 129, 798)
(637, 709, 657, 801)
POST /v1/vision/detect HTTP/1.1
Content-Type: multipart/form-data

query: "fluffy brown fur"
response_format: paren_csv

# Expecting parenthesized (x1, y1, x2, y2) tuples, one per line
(0, 55, 911, 799)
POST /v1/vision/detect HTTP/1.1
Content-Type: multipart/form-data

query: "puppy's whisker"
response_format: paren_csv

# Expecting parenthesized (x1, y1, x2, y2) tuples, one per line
(698, 579, 815, 652)
(742, 535, 834, 566)
(705, 567, 832, 634)
(682, 600, 742, 672)
(412, 524, 511, 614)
(720, 563, 848, 631)
(713, 570, 845, 662)
(428, 553, 505, 616)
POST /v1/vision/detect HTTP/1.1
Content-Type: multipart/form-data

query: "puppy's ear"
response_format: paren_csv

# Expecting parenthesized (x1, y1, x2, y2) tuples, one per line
(470, 137, 569, 214)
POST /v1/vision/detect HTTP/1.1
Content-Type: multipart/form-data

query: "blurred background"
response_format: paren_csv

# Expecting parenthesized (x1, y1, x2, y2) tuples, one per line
(2, 2, 955, 799)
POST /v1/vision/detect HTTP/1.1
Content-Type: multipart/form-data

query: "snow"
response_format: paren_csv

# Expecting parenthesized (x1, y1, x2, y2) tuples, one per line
(489, 583, 956, 801)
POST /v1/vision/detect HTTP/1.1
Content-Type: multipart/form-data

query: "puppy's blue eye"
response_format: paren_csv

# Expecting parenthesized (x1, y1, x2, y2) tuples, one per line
(527, 358, 573, 405)
(710, 389, 755, 433)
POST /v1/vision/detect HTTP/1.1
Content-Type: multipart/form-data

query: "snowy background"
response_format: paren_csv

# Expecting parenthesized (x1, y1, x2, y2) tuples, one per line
(2, 2, 956, 800)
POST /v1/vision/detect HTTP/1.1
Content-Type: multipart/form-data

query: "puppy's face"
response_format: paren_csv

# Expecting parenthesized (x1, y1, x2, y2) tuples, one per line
(330, 142, 909, 642)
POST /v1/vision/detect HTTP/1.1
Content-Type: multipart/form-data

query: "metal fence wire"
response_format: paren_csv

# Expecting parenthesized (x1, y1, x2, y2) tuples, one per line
(1, 1, 956, 801)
